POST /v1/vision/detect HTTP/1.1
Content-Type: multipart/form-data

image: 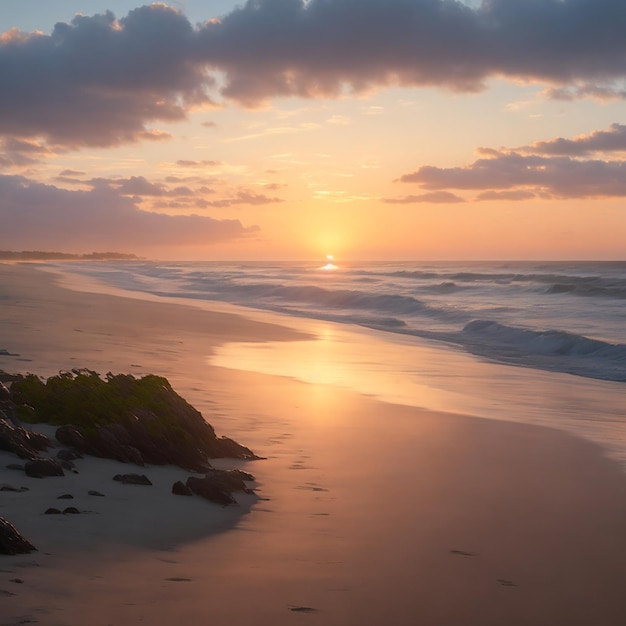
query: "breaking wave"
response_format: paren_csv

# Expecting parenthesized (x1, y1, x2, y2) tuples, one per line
(49, 260, 626, 382)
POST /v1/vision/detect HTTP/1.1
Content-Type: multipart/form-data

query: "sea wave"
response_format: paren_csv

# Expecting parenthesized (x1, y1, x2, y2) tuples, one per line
(357, 268, 626, 299)
(50, 260, 626, 383)
(546, 283, 626, 299)
(180, 279, 468, 322)
(459, 319, 626, 381)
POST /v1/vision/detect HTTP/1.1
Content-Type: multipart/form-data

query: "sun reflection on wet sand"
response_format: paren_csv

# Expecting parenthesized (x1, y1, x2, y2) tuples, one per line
(210, 321, 626, 465)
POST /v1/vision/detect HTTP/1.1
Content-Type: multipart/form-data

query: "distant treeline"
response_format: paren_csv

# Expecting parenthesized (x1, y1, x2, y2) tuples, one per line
(0, 250, 140, 260)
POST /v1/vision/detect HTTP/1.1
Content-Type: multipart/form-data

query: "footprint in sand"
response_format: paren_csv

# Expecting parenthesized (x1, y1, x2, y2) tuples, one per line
(288, 605, 318, 613)
(449, 549, 476, 557)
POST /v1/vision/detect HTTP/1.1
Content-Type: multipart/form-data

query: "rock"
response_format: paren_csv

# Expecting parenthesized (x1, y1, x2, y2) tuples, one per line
(57, 494, 74, 499)
(208, 436, 259, 461)
(88, 490, 105, 497)
(59, 459, 77, 471)
(113, 473, 152, 486)
(63, 507, 80, 515)
(204, 468, 255, 494)
(93, 424, 146, 466)
(186, 475, 237, 506)
(57, 449, 82, 461)
(44, 508, 62, 515)
(6, 463, 24, 471)
(0, 517, 37, 554)
(0, 417, 52, 460)
(172, 481, 193, 496)
(11, 371, 259, 472)
(55, 425, 88, 451)
(0, 382, 10, 401)
(24, 459, 64, 478)
(10, 578, 24, 584)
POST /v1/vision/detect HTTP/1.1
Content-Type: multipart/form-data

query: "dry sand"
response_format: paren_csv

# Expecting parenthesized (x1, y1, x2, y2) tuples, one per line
(1, 263, 626, 625)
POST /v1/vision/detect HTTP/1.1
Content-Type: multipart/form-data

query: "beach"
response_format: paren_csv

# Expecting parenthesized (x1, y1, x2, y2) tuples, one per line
(2, 263, 626, 625)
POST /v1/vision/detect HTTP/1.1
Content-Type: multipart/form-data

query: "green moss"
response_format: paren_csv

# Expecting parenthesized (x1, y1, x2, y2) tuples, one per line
(10, 370, 209, 444)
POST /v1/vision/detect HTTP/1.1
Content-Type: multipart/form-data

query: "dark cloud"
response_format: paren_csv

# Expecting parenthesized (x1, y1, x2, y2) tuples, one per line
(2, 1, 626, 147)
(398, 152, 626, 198)
(383, 191, 465, 204)
(396, 123, 626, 199)
(198, 0, 626, 105)
(0, 175, 258, 250)
(519, 123, 626, 156)
(0, 4, 212, 148)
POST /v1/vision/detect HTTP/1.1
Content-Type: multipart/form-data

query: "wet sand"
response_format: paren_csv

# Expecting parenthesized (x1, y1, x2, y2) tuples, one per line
(2, 263, 626, 625)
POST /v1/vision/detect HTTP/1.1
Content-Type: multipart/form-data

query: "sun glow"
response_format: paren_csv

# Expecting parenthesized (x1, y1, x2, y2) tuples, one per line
(320, 254, 338, 271)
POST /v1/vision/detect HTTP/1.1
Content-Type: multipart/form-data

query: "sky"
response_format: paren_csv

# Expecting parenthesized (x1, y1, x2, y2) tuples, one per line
(0, 0, 625, 261)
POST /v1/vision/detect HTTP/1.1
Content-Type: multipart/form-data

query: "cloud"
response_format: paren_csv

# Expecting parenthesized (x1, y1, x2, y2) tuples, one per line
(0, 137, 57, 167)
(398, 151, 626, 198)
(396, 122, 626, 199)
(518, 123, 626, 156)
(0, 175, 258, 250)
(0, 4, 212, 148)
(383, 191, 465, 204)
(196, 0, 626, 105)
(544, 83, 626, 102)
(3, 1, 626, 147)
(80, 175, 284, 207)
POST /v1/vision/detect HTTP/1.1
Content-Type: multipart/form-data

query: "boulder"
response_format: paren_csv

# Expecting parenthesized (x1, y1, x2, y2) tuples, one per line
(208, 436, 259, 460)
(44, 508, 62, 515)
(172, 481, 193, 496)
(55, 425, 88, 451)
(57, 449, 82, 461)
(0, 417, 52, 460)
(11, 371, 259, 472)
(186, 475, 238, 506)
(25, 458, 65, 478)
(0, 517, 36, 554)
(88, 490, 105, 497)
(113, 473, 152, 486)
(57, 494, 74, 499)
(203, 469, 255, 494)
(59, 459, 77, 471)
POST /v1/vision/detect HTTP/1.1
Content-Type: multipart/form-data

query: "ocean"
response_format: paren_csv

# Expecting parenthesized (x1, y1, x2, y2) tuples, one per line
(47, 259, 626, 465)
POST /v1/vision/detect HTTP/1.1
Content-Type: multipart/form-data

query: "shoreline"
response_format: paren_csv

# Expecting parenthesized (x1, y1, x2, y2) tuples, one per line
(2, 263, 626, 625)
(30, 261, 626, 468)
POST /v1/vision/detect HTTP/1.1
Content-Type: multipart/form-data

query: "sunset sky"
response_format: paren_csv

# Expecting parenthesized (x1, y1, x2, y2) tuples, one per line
(1, 0, 625, 260)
